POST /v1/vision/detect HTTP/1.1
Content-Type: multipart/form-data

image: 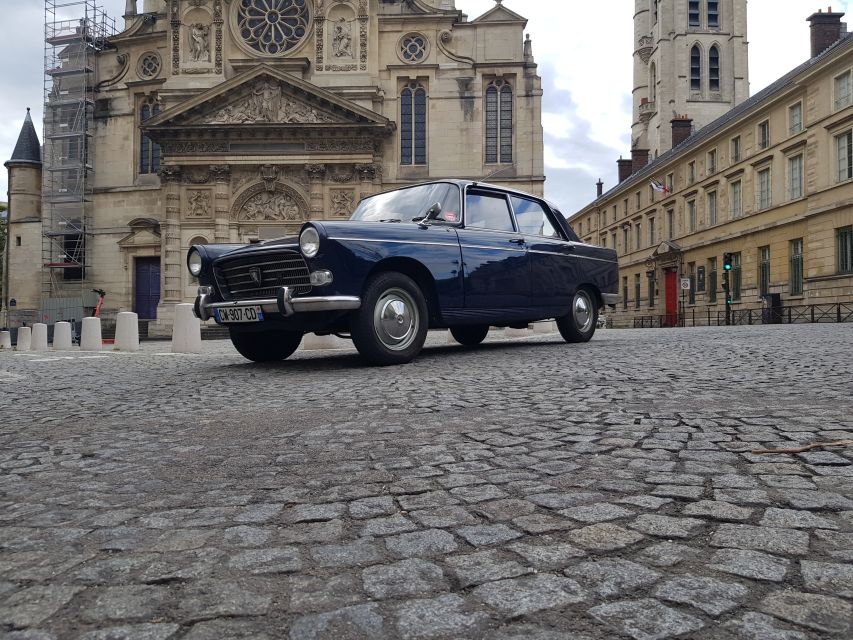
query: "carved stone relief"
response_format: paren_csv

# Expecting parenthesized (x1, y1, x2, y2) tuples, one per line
(331, 17, 353, 57)
(186, 190, 212, 218)
(330, 189, 355, 217)
(203, 79, 340, 124)
(231, 182, 309, 222)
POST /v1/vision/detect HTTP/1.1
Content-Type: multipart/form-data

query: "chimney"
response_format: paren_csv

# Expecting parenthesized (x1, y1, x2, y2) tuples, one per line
(808, 8, 846, 57)
(671, 115, 693, 149)
(617, 157, 633, 183)
(596, 179, 604, 198)
(631, 148, 650, 174)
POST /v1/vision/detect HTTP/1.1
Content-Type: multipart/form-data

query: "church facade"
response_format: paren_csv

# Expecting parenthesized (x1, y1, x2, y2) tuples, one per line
(4, 0, 543, 331)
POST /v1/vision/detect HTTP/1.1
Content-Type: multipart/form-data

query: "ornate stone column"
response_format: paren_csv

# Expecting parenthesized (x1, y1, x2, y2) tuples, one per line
(210, 164, 231, 242)
(160, 166, 182, 303)
(305, 164, 326, 219)
(355, 163, 377, 199)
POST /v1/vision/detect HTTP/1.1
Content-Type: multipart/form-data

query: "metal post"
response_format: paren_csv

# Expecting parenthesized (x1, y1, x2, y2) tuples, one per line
(722, 271, 731, 326)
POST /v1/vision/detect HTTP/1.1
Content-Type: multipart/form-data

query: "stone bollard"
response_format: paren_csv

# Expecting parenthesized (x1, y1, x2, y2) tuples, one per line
(53, 322, 72, 350)
(504, 325, 532, 338)
(16, 327, 32, 351)
(114, 312, 140, 352)
(31, 323, 49, 351)
(301, 333, 342, 350)
(533, 321, 557, 334)
(79, 317, 102, 351)
(172, 303, 201, 354)
(0, 331, 11, 350)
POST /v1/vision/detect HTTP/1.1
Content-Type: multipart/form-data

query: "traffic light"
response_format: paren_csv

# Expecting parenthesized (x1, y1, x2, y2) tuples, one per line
(723, 252, 733, 271)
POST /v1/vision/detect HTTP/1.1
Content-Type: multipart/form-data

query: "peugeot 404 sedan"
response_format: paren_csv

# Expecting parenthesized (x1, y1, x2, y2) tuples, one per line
(188, 180, 619, 365)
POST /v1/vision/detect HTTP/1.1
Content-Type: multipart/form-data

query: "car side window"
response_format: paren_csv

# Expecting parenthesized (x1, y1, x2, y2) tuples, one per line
(512, 196, 560, 238)
(465, 192, 515, 232)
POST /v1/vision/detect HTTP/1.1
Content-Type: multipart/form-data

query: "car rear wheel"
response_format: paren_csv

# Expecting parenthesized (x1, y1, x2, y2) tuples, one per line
(556, 287, 598, 343)
(229, 328, 302, 362)
(351, 272, 428, 366)
(450, 324, 490, 346)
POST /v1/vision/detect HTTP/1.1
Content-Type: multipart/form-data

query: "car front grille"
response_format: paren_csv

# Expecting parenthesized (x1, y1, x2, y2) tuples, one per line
(215, 250, 312, 300)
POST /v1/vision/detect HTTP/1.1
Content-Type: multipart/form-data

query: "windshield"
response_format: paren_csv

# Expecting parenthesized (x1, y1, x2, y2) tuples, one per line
(350, 182, 461, 223)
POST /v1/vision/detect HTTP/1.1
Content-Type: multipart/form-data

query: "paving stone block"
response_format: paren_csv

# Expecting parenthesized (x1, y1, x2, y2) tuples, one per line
(473, 498, 536, 521)
(455, 524, 521, 547)
(759, 507, 838, 530)
(385, 529, 458, 557)
(710, 548, 789, 582)
(444, 550, 530, 587)
(473, 574, 587, 616)
(395, 594, 491, 639)
(800, 560, 853, 597)
(289, 604, 386, 640)
(409, 506, 478, 528)
(588, 598, 704, 640)
(711, 524, 810, 555)
(682, 500, 753, 521)
(565, 558, 661, 597)
(760, 591, 852, 634)
(0, 585, 83, 628)
(511, 513, 575, 533)
(359, 515, 419, 536)
(228, 547, 301, 574)
(568, 523, 646, 551)
(507, 540, 586, 569)
(80, 624, 181, 640)
(721, 612, 807, 640)
(288, 574, 365, 613)
(84, 585, 170, 622)
(348, 496, 396, 519)
(558, 502, 635, 523)
(311, 540, 383, 567)
(654, 575, 749, 615)
(628, 514, 707, 538)
(637, 542, 697, 567)
(362, 558, 447, 599)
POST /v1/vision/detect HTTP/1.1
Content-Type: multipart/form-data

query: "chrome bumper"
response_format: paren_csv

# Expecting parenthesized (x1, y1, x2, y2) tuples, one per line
(194, 286, 361, 322)
(601, 293, 620, 306)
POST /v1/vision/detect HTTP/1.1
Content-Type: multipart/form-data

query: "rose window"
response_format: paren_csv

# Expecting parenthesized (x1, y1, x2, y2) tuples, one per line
(237, 0, 310, 55)
(400, 34, 428, 63)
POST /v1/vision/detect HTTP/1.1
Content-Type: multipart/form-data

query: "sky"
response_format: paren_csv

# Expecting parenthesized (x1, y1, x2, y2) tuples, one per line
(1, 0, 849, 214)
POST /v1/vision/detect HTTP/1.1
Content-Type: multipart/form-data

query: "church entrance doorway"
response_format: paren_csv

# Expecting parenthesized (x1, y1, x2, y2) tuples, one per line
(135, 257, 161, 319)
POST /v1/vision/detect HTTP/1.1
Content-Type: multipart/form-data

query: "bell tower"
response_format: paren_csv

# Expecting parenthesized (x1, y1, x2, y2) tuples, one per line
(633, 0, 749, 158)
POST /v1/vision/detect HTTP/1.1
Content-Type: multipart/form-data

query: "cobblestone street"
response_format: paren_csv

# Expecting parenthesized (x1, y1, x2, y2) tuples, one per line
(1, 323, 852, 640)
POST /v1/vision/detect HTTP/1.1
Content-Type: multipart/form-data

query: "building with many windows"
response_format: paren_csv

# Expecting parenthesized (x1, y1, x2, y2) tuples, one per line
(570, 9, 853, 327)
(3, 0, 543, 331)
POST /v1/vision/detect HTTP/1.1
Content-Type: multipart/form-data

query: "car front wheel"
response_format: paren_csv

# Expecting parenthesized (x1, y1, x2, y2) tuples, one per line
(351, 272, 428, 366)
(450, 324, 489, 346)
(229, 328, 302, 362)
(556, 287, 598, 343)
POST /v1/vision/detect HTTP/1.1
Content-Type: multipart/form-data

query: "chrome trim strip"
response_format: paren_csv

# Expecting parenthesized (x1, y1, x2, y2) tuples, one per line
(528, 249, 618, 264)
(601, 293, 621, 305)
(203, 294, 361, 318)
(328, 236, 460, 248)
(459, 244, 527, 253)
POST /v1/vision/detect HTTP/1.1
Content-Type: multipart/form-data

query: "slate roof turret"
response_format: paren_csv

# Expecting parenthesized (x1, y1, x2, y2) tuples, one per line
(6, 108, 42, 168)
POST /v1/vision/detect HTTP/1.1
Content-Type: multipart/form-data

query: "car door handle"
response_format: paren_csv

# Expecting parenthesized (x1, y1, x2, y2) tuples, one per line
(509, 237, 525, 245)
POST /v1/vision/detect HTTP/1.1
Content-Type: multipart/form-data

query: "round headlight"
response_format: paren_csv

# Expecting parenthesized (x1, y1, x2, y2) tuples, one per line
(300, 226, 320, 258)
(188, 249, 203, 276)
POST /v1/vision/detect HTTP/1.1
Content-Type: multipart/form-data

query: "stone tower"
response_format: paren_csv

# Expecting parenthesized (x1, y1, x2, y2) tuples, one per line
(3, 109, 43, 326)
(632, 0, 749, 158)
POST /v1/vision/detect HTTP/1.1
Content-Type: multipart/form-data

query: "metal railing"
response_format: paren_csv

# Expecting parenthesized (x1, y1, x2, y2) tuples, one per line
(632, 303, 853, 328)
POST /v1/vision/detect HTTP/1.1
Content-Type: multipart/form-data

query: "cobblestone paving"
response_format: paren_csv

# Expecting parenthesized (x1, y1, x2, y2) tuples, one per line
(1, 323, 852, 639)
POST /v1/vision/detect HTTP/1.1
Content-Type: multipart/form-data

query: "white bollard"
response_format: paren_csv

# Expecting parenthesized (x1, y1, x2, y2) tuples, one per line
(79, 317, 102, 351)
(0, 331, 11, 350)
(16, 327, 32, 351)
(53, 322, 72, 350)
(172, 303, 201, 354)
(533, 321, 557, 334)
(31, 323, 49, 351)
(505, 325, 532, 338)
(114, 312, 140, 352)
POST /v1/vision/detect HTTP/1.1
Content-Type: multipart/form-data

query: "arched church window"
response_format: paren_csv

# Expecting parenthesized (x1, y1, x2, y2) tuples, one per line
(485, 80, 513, 164)
(400, 83, 427, 165)
(709, 46, 720, 92)
(140, 102, 161, 175)
(237, 0, 310, 56)
(690, 45, 701, 91)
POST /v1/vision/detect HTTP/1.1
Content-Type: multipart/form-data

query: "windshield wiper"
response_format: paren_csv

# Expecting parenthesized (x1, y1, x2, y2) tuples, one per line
(379, 218, 402, 223)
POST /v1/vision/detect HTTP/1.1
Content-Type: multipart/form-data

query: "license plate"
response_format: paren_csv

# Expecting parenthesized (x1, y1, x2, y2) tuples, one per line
(215, 305, 264, 323)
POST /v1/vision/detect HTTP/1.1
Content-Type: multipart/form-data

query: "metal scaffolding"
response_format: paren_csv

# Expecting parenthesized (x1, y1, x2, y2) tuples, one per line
(42, 0, 114, 319)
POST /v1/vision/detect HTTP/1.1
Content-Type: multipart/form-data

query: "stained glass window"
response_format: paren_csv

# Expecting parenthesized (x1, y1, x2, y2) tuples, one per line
(400, 83, 427, 165)
(237, 0, 310, 55)
(140, 103, 161, 175)
(486, 80, 513, 164)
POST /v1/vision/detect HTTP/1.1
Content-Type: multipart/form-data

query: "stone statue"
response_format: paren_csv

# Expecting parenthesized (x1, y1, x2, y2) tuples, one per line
(331, 190, 354, 216)
(187, 191, 210, 218)
(189, 23, 210, 62)
(241, 190, 302, 221)
(332, 17, 353, 58)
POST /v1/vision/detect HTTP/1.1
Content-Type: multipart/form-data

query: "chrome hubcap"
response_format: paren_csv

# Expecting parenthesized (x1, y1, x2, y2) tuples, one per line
(374, 288, 418, 351)
(573, 291, 593, 333)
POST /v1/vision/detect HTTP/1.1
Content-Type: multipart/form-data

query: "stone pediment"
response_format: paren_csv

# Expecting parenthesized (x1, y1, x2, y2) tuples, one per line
(471, 1, 527, 23)
(144, 65, 390, 130)
(118, 226, 161, 249)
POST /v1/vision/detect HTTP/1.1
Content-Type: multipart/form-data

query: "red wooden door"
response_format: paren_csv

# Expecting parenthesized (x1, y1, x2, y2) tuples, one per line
(664, 270, 678, 327)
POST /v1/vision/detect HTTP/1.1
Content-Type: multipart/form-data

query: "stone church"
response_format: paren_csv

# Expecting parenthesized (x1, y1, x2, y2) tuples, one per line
(4, 0, 544, 332)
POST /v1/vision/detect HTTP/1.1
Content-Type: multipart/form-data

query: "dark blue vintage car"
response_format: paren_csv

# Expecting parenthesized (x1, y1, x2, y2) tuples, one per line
(188, 180, 619, 365)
